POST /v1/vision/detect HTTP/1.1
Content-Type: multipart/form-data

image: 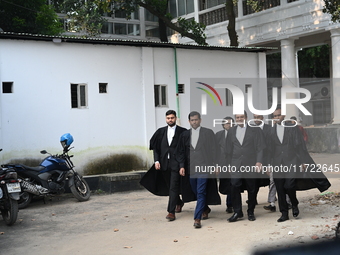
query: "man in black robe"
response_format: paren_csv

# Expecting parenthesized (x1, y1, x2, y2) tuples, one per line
(140, 110, 190, 221)
(176, 111, 221, 228)
(269, 106, 331, 222)
(226, 111, 265, 222)
(215, 116, 234, 213)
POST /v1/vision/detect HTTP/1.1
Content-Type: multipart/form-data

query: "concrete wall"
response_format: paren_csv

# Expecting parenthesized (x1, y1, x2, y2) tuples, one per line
(0, 38, 267, 171)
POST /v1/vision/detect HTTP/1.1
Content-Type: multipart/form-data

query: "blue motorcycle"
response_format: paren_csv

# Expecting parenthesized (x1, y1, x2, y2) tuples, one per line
(3, 134, 90, 209)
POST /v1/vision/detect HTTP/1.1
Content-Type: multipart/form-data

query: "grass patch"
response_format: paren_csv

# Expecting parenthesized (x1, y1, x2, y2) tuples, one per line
(83, 153, 147, 175)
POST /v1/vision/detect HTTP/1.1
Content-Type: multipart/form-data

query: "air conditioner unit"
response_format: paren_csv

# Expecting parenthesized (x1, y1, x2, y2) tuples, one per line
(313, 85, 330, 100)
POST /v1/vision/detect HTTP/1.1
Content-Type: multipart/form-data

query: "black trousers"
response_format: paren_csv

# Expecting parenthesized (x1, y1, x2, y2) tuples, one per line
(230, 177, 257, 214)
(273, 178, 298, 216)
(161, 167, 182, 214)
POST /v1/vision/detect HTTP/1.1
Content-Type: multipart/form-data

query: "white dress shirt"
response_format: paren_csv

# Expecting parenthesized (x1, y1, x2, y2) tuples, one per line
(236, 124, 247, 145)
(167, 125, 176, 145)
(276, 124, 284, 143)
(191, 126, 201, 149)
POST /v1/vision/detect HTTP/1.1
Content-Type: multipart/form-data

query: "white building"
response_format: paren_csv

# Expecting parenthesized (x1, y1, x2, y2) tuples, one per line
(0, 32, 268, 171)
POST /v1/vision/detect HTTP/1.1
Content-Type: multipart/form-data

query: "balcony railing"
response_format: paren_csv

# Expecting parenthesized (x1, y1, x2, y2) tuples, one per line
(243, 0, 280, 16)
(199, 6, 238, 26)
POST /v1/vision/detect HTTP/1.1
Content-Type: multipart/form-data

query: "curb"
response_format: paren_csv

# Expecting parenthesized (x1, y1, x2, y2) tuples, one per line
(82, 170, 147, 194)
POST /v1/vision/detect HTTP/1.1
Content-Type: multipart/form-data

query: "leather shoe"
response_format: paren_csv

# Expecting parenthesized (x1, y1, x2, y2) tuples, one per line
(226, 207, 233, 213)
(292, 205, 299, 218)
(166, 213, 175, 221)
(277, 215, 289, 222)
(248, 213, 256, 221)
(193, 219, 201, 228)
(263, 204, 276, 212)
(202, 207, 211, 220)
(175, 202, 184, 213)
(227, 212, 244, 222)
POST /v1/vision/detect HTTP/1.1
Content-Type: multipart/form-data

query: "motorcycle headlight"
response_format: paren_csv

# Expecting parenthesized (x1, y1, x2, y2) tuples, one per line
(5, 171, 17, 179)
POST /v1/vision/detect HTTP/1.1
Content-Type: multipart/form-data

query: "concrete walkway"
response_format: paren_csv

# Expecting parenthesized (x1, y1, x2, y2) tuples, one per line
(0, 153, 340, 255)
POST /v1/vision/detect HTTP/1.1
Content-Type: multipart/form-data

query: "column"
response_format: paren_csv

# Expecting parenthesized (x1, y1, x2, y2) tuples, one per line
(330, 28, 340, 124)
(238, 0, 243, 18)
(280, 39, 300, 119)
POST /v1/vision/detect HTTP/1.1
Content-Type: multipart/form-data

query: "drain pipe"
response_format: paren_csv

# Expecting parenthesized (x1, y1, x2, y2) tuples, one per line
(174, 47, 181, 125)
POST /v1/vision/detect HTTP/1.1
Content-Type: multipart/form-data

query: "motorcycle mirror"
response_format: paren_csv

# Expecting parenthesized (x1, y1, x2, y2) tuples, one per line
(40, 150, 47, 154)
(0, 149, 2, 152)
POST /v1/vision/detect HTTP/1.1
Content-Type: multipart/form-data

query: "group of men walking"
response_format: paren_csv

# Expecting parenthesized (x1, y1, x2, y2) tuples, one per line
(140, 108, 331, 229)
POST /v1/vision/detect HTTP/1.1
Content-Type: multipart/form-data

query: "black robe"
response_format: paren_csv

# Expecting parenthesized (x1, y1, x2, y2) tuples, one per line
(268, 125, 331, 192)
(175, 129, 221, 205)
(140, 126, 195, 202)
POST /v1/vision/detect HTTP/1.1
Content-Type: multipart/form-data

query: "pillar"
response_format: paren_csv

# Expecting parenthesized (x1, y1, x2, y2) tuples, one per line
(330, 28, 340, 124)
(280, 38, 300, 119)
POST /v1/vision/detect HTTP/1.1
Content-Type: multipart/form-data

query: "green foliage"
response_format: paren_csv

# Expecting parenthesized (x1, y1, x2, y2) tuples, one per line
(246, 0, 262, 13)
(323, 0, 340, 23)
(177, 18, 207, 45)
(0, 0, 63, 35)
(62, 0, 106, 37)
(83, 153, 147, 175)
(298, 45, 330, 78)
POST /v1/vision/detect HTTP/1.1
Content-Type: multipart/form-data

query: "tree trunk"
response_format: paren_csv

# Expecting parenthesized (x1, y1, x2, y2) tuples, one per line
(226, 0, 238, 46)
(158, 18, 168, 42)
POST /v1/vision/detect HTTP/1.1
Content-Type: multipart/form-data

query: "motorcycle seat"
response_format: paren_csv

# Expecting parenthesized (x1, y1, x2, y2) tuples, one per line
(20, 165, 45, 172)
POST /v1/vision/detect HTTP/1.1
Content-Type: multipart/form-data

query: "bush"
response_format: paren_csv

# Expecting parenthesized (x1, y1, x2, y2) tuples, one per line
(83, 153, 147, 175)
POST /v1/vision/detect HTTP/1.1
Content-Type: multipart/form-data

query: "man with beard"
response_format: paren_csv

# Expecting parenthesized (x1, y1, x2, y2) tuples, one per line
(269, 106, 331, 222)
(140, 110, 188, 221)
(225, 111, 265, 222)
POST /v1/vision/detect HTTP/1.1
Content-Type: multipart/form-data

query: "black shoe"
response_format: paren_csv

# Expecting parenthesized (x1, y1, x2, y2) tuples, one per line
(263, 204, 276, 212)
(227, 212, 244, 222)
(277, 215, 289, 222)
(248, 213, 256, 221)
(292, 205, 299, 218)
(226, 207, 233, 213)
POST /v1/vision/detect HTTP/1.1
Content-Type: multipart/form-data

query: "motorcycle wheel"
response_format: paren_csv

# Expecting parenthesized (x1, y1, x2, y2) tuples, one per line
(70, 175, 91, 202)
(1, 198, 19, 226)
(18, 191, 32, 209)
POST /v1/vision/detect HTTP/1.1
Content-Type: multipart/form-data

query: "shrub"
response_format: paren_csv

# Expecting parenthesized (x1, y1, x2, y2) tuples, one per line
(83, 153, 147, 175)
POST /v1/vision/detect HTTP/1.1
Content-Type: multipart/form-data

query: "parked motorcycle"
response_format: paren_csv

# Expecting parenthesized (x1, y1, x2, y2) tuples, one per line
(3, 134, 91, 209)
(0, 149, 21, 225)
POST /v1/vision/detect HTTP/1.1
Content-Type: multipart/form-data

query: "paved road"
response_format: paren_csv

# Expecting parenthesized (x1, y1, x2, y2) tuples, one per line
(1, 153, 340, 255)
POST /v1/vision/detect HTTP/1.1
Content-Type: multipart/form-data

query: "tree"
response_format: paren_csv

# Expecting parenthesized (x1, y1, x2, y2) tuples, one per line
(96, 0, 207, 45)
(0, 0, 63, 35)
(323, 0, 340, 22)
(225, 0, 238, 46)
(59, 0, 106, 37)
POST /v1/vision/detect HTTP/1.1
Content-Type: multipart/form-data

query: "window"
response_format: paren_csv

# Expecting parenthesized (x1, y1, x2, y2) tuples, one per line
(2, 82, 13, 93)
(71, 83, 87, 108)
(178, 84, 185, 94)
(99, 83, 107, 93)
(225, 89, 233, 106)
(154, 85, 167, 107)
(169, 0, 195, 18)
